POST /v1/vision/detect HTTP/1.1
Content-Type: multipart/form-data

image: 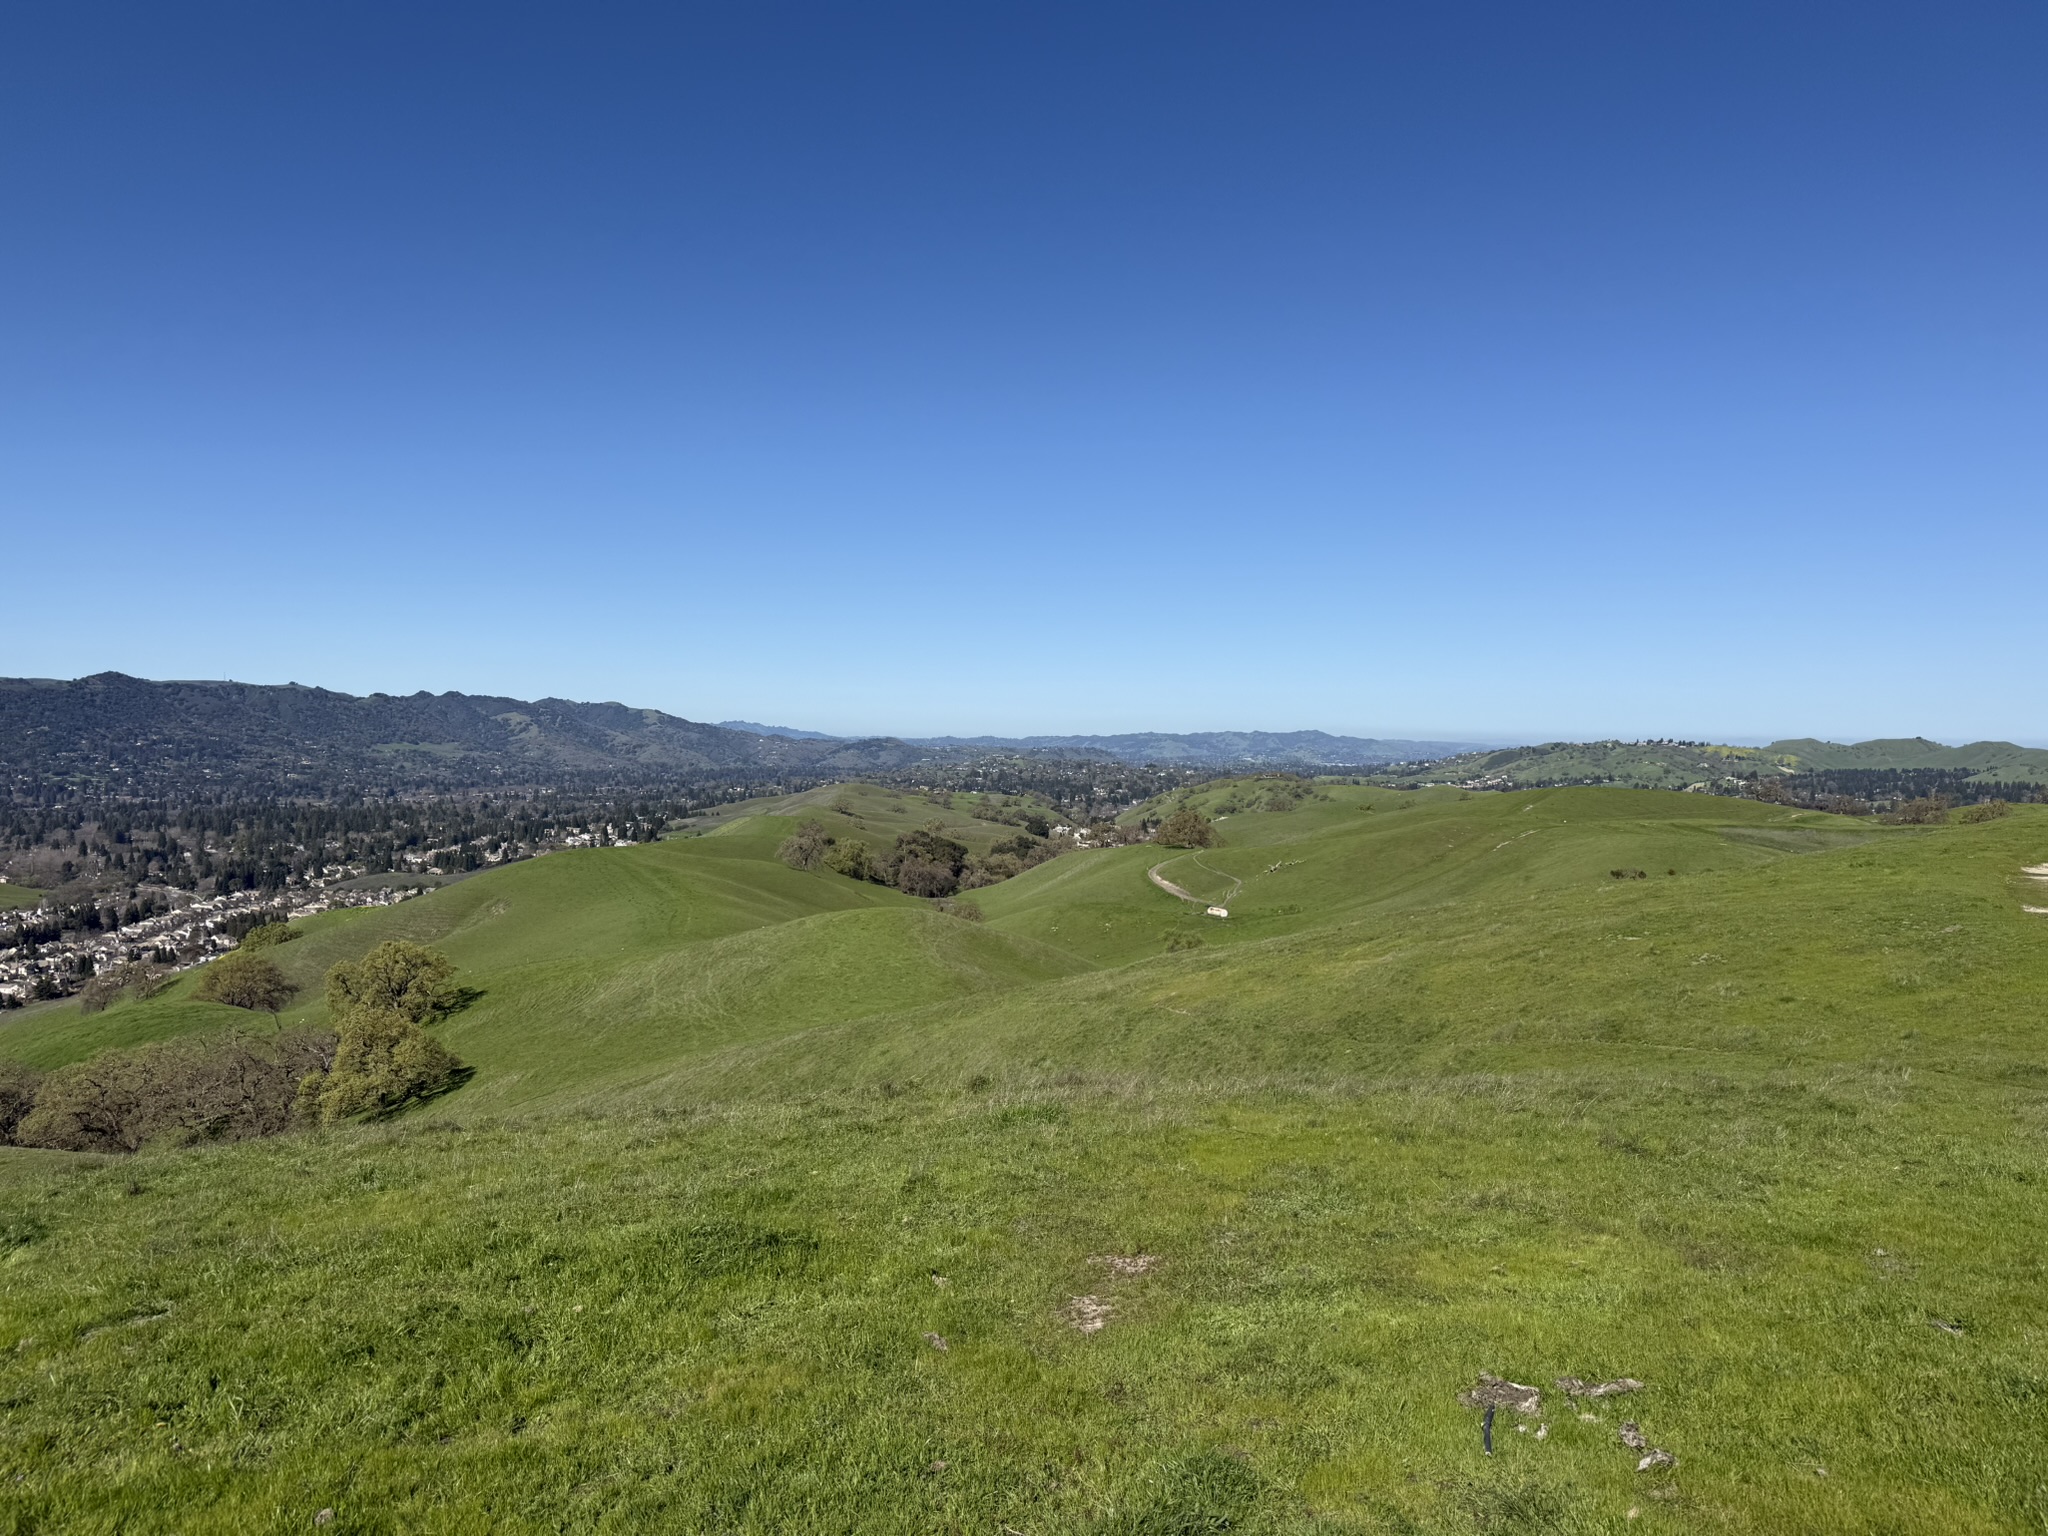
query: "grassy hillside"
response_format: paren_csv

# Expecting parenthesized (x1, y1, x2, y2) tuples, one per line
(0, 883, 41, 913)
(1393, 736, 2048, 792)
(0, 794, 1082, 1106)
(682, 780, 1057, 859)
(1768, 736, 2048, 782)
(1376, 740, 1793, 790)
(3, 782, 2046, 1533)
(969, 781, 1864, 968)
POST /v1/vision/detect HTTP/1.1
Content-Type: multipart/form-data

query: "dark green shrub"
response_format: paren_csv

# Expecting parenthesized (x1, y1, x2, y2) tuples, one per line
(1884, 797, 1951, 825)
(193, 951, 297, 1012)
(896, 856, 959, 898)
(825, 838, 878, 881)
(889, 827, 969, 895)
(326, 941, 456, 1024)
(1154, 810, 1217, 848)
(296, 1008, 463, 1123)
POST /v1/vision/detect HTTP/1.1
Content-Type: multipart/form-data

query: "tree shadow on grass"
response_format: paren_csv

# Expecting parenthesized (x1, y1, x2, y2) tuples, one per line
(373, 1065, 477, 1121)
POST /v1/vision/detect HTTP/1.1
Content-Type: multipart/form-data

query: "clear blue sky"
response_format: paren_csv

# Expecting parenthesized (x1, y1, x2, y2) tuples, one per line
(3, 2, 2042, 744)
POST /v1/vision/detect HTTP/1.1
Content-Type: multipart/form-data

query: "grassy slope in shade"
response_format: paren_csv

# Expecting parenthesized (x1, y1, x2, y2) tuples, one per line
(1, 783, 2046, 1533)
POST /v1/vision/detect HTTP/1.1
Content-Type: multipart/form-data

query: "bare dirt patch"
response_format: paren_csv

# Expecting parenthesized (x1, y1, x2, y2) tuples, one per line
(1063, 1296, 1113, 1334)
(1090, 1253, 1161, 1276)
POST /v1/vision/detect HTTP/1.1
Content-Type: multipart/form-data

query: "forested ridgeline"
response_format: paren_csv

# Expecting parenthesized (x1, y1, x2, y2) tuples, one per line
(0, 673, 937, 797)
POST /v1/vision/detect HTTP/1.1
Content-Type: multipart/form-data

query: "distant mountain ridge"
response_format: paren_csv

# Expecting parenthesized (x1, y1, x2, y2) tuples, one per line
(715, 721, 841, 741)
(21, 672, 2027, 801)
(0, 675, 1489, 798)
(0, 674, 934, 796)
(902, 730, 1489, 766)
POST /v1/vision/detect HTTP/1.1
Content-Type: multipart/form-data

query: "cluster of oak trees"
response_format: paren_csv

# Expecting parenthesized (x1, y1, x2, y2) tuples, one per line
(780, 807, 1219, 896)
(777, 820, 1063, 897)
(0, 934, 468, 1153)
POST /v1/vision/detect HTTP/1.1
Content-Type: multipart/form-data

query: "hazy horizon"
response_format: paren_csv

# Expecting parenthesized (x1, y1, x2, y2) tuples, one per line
(17, 669, 2047, 753)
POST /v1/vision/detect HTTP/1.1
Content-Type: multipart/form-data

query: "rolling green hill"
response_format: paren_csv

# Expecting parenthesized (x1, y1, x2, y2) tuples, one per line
(3, 780, 2046, 1533)
(1384, 735, 2048, 792)
(1376, 739, 1794, 790)
(1766, 735, 2048, 780)
(0, 786, 1084, 1103)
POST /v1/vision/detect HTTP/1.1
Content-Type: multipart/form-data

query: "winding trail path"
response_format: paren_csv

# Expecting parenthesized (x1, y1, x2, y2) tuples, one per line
(1147, 853, 1244, 908)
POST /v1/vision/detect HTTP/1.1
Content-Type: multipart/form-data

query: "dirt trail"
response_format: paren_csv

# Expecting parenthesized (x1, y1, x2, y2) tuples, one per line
(1147, 855, 1244, 907)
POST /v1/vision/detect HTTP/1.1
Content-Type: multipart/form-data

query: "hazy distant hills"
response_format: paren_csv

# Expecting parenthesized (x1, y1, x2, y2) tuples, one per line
(715, 721, 840, 741)
(731, 724, 1492, 765)
(902, 730, 1488, 766)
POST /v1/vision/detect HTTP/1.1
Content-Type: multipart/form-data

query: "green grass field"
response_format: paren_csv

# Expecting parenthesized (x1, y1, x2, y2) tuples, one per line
(0, 884, 42, 913)
(3, 781, 2046, 1533)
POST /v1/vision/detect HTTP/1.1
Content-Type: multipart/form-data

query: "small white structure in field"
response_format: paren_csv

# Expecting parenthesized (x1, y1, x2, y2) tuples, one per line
(1206, 906, 1229, 918)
